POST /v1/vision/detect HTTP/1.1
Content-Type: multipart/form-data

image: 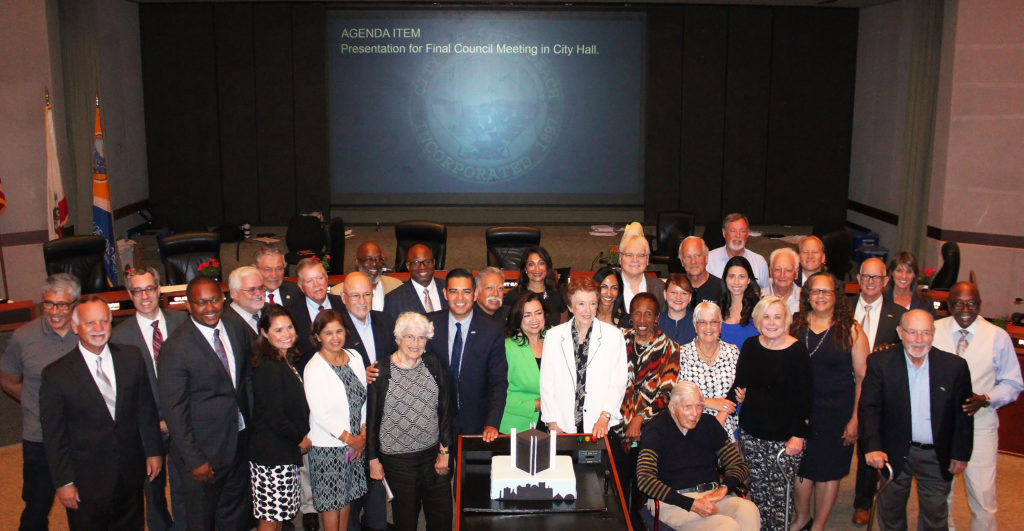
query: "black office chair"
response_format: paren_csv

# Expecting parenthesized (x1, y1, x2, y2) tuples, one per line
(649, 212, 694, 274)
(929, 241, 960, 291)
(158, 231, 220, 285)
(394, 220, 447, 272)
(326, 217, 346, 275)
(822, 229, 855, 281)
(285, 215, 328, 269)
(485, 226, 541, 270)
(701, 223, 725, 251)
(43, 235, 110, 294)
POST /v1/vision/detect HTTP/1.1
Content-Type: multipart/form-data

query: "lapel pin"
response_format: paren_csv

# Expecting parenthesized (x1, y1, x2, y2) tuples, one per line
(940, 386, 947, 392)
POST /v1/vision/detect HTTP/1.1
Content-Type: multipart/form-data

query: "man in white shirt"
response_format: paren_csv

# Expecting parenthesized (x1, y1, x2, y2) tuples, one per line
(763, 247, 801, 314)
(850, 256, 906, 524)
(705, 213, 769, 289)
(111, 266, 188, 530)
(934, 282, 1023, 530)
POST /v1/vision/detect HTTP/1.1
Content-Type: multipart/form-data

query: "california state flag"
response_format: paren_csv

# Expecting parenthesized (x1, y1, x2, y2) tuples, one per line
(46, 99, 69, 239)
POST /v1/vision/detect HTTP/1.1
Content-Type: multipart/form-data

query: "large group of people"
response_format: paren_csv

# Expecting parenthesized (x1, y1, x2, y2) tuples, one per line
(1, 212, 1021, 531)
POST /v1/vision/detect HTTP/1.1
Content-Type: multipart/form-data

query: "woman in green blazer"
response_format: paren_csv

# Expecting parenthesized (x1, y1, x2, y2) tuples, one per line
(499, 292, 549, 433)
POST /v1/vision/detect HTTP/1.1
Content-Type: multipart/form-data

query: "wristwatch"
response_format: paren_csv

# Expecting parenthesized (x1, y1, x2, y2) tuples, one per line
(601, 412, 611, 420)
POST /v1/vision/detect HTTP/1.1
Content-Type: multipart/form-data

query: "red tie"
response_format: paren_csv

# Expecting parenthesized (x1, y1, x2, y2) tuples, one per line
(152, 320, 164, 359)
(268, 293, 276, 305)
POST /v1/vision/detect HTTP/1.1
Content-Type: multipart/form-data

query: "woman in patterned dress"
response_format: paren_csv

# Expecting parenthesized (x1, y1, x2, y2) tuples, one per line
(678, 301, 741, 440)
(249, 305, 311, 530)
(303, 310, 368, 531)
(612, 292, 681, 504)
(366, 312, 453, 531)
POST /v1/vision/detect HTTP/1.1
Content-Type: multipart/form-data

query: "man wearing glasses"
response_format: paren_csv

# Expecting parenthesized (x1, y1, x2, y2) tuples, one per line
(384, 244, 448, 319)
(225, 266, 265, 335)
(933, 282, 1023, 529)
(111, 266, 188, 530)
(850, 256, 906, 525)
(253, 246, 302, 307)
(159, 276, 252, 531)
(353, 242, 401, 311)
(1, 273, 81, 530)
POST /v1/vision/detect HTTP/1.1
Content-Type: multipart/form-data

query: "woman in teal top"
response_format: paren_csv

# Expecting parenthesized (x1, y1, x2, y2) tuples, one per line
(499, 292, 549, 433)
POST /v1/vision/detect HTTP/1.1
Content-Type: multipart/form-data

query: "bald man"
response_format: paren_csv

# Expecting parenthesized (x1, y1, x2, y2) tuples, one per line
(346, 242, 402, 312)
(851, 257, 907, 523)
(934, 282, 1022, 530)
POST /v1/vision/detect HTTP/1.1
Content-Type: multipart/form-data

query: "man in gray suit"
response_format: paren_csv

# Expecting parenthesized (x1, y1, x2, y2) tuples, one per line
(159, 276, 252, 531)
(111, 266, 187, 531)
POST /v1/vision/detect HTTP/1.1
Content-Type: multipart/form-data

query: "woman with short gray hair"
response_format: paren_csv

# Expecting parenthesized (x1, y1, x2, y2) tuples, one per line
(678, 301, 741, 440)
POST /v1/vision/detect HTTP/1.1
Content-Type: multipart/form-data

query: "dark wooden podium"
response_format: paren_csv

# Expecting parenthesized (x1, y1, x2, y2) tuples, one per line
(455, 434, 633, 530)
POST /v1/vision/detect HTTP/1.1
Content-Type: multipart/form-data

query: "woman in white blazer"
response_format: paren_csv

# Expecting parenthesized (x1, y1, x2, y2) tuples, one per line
(540, 276, 628, 438)
(303, 310, 368, 531)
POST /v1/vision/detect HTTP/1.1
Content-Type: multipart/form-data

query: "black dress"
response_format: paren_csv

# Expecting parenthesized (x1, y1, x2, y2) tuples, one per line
(797, 327, 856, 481)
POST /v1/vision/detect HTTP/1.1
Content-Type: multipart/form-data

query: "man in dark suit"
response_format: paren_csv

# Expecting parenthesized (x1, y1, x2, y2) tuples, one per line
(226, 265, 266, 334)
(340, 271, 396, 531)
(474, 267, 509, 324)
(159, 276, 252, 531)
(110, 266, 187, 531)
(796, 236, 825, 287)
(254, 246, 302, 306)
(850, 256, 907, 523)
(425, 269, 508, 443)
(286, 257, 344, 371)
(40, 295, 164, 530)
(384, 244, 448, 319)
(859, 309, 973, 530)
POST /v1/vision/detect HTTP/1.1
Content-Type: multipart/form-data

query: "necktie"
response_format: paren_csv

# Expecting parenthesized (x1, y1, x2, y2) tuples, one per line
(861, 304, 872, 336)
(451, 322, 463, 407)
(151, 320, 163, 359)
(213, 329, 246, 430)
(94, 355, 117, 419)
(251, 313, 260, 329)
(212, 329, 232, 378)
(423, 288, 434, 312)
(268, 293, 275, 305)
(957, 329, 969, 357)
(318, 305, 325, 313)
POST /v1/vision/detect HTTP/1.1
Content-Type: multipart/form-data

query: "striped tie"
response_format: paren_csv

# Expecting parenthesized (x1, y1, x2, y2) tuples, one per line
(957, 329, 969, 357)
(94, 355, 117, 419)
(213, 329, 245, 430)
(151, 320, 163, 359)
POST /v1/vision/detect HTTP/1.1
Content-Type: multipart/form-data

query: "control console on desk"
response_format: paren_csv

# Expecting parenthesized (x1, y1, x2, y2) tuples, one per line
(456, 434, 632, 531)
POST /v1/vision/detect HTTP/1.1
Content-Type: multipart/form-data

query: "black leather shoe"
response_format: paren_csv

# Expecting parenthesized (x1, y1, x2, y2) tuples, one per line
(302, 512, 320, 530)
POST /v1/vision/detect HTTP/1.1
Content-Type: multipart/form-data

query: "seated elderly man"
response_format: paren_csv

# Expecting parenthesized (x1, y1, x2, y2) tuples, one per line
(637, 381, 760, 530)
(763, 247, 801, 314)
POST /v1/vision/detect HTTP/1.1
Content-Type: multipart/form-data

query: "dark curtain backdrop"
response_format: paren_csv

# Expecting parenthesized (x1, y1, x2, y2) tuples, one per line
(140, 3, 856, 232)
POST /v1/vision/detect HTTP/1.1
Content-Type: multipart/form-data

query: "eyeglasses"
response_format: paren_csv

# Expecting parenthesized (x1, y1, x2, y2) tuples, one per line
(859, 274, 885, 282)
(41, 300, 73, 311)
(188, 297, 223, 307)
(808, 288, 836, 297)
(695, 320, 721, 327)
(128, 286, 159, 296)
(950, 300, 979, 310)
(240, 286, 266, 295)
(357, 256, 383, 265)
(402, 334, 428, 343)
(622, 253, 648, 260)
(407, 259, 434, 268)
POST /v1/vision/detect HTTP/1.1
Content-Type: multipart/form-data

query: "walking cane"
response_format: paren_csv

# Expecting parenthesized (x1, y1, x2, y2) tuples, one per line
(776, 448, 792, 530)
(866, 462, 894, 531)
